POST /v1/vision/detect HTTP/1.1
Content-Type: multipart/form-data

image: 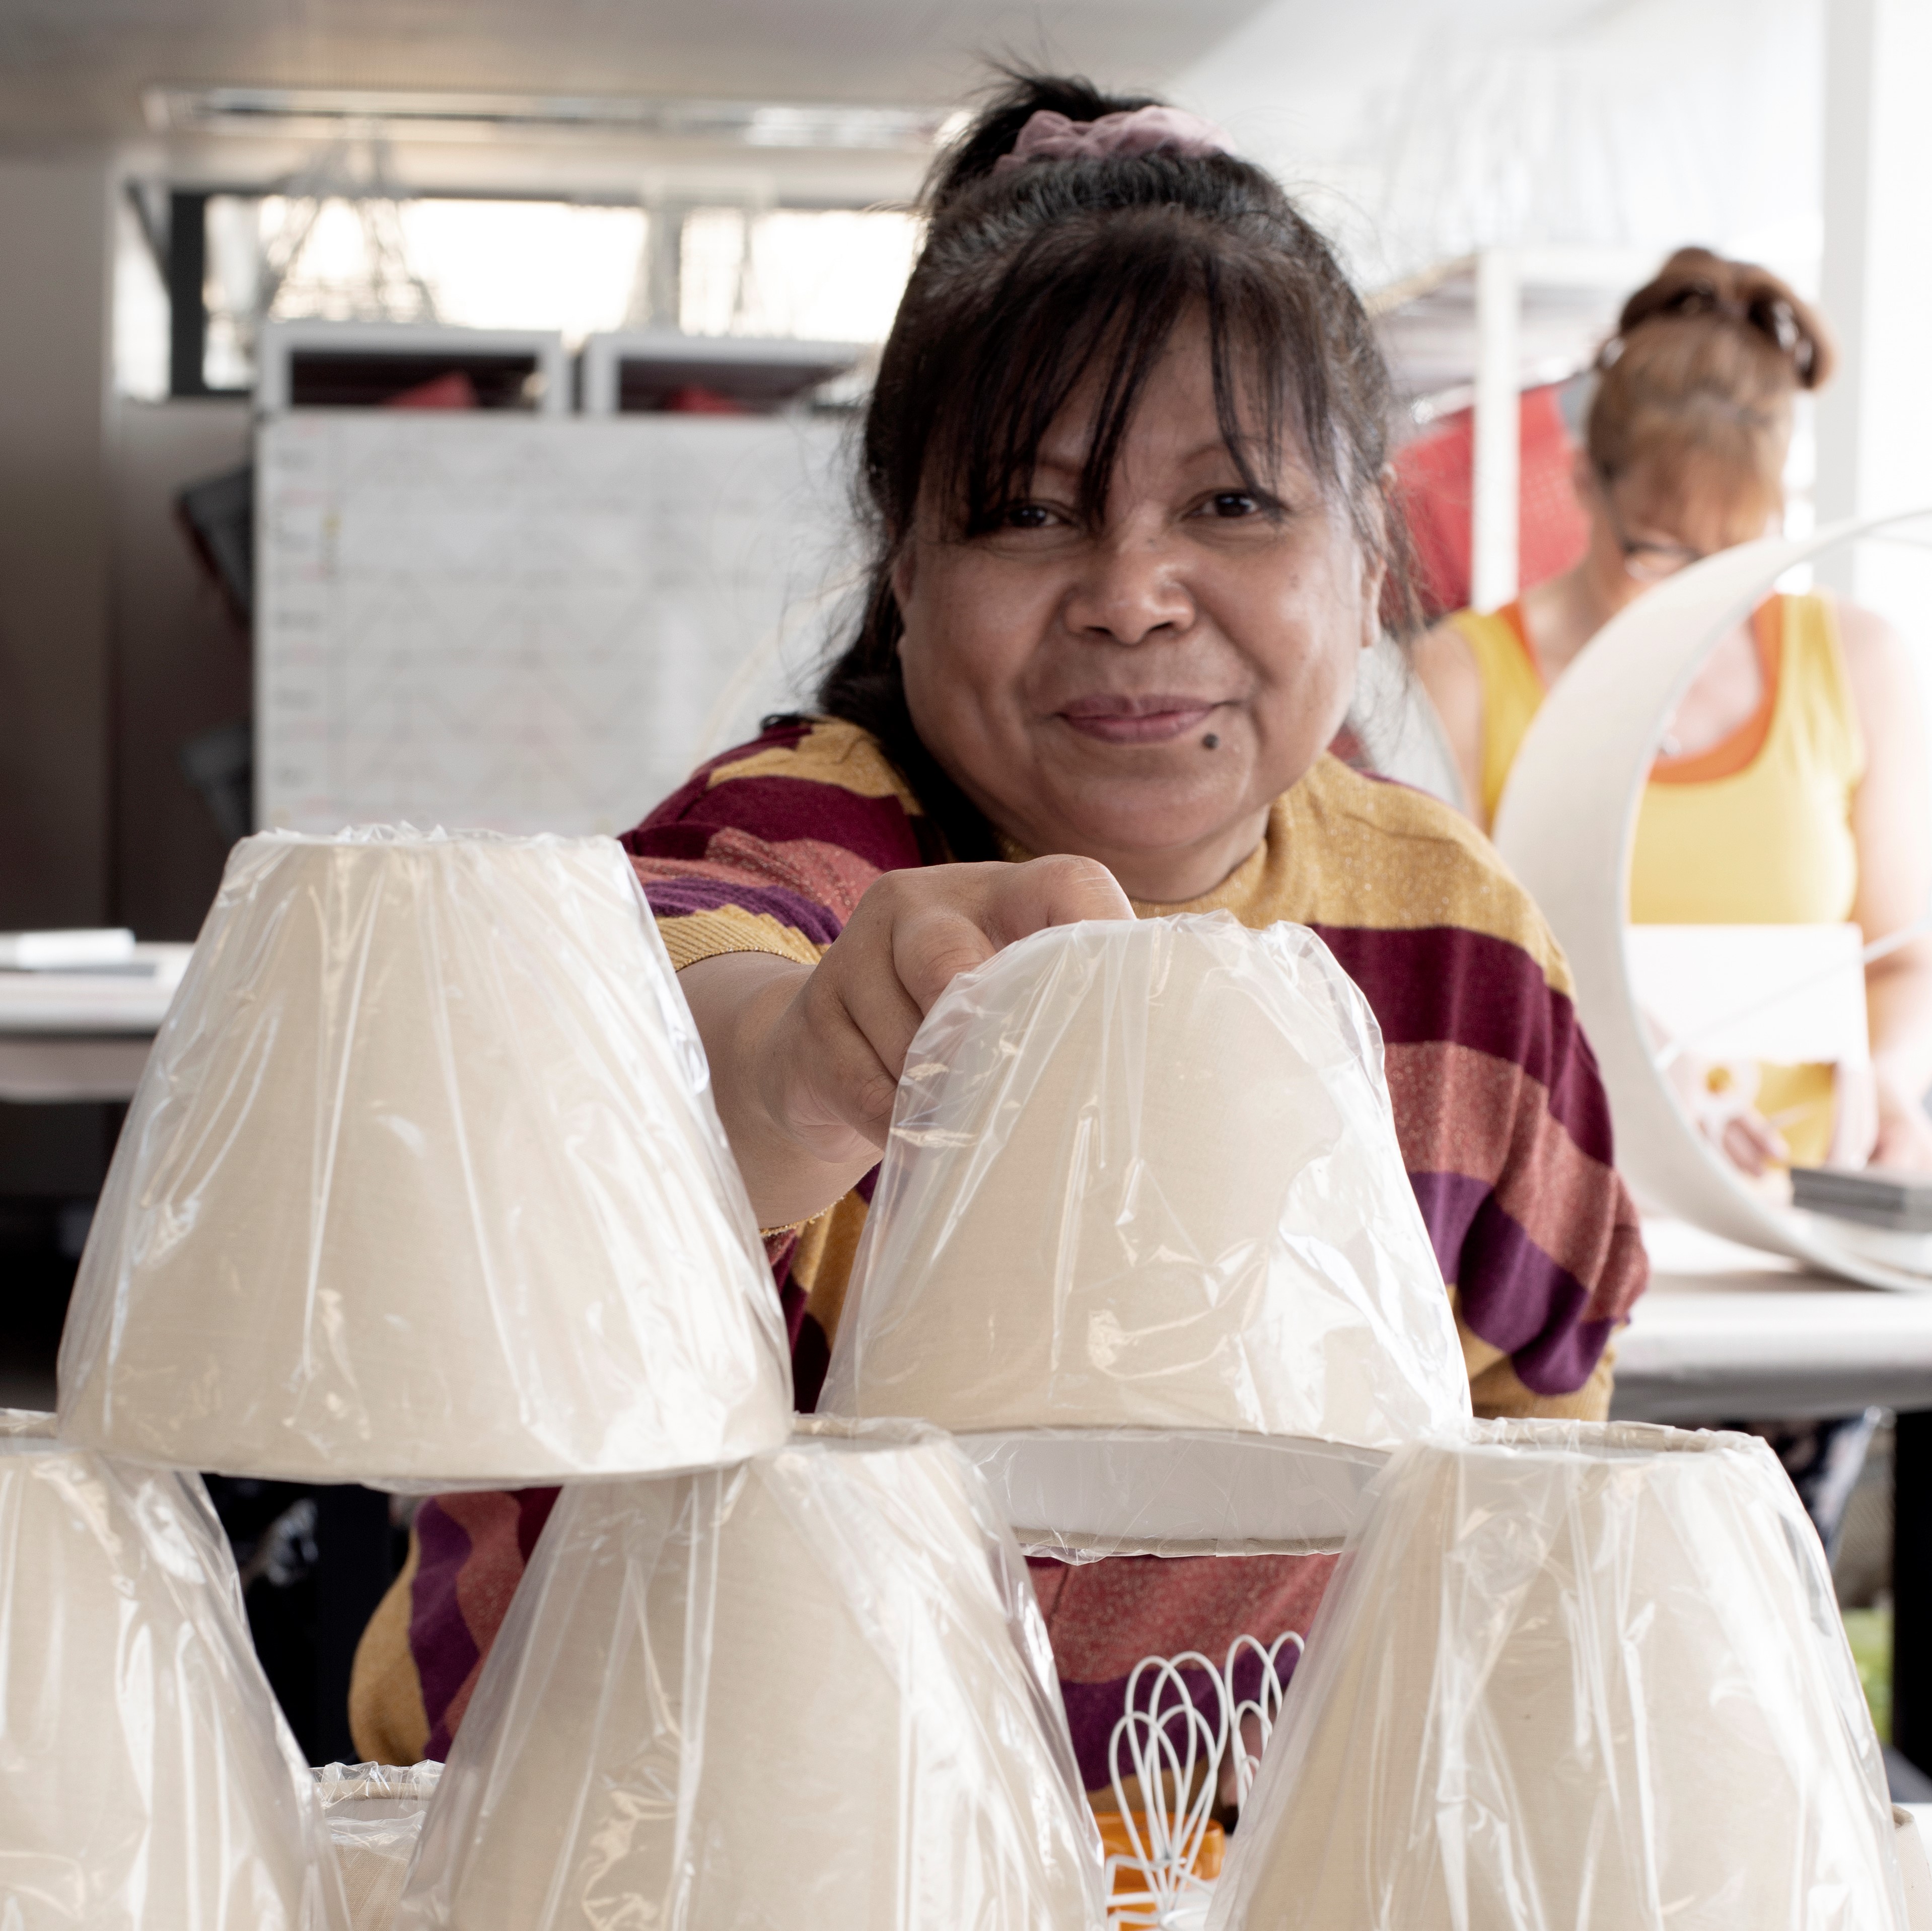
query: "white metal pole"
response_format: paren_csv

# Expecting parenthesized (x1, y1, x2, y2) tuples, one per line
(1815, 0, 1874, 539)
(1471, 249, 1520, 613)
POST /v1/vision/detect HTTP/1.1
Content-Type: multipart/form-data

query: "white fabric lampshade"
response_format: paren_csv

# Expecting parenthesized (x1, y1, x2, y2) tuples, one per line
(1210, 1421, 1908, 1930)
(313, 1761, 442, 1931)
(0, 1411, 348, 1930)
(819, 914, 1469, 1552)
(57, 829, 791, 1486)
(395, 1419, 1107, 1931)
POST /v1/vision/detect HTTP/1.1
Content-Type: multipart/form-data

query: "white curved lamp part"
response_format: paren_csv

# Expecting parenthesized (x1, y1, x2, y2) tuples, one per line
(820, 914, 1470, 1554)
(56, 828, 793, 1483)
(1492, 510, 1932, 1290)
(0, 1412, 349, 1930)
(394, 1419, 1106, 1931)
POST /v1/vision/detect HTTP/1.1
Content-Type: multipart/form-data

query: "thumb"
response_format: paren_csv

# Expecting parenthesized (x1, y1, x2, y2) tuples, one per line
(982, 853, 1133, 946)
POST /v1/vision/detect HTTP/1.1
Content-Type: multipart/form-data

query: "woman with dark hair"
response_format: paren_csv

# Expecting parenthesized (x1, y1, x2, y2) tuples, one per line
(350, 74, 1647, 1796)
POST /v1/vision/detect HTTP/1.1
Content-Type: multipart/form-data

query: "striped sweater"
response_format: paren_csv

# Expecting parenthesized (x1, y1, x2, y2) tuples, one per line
(348, 716, 1648, 1782)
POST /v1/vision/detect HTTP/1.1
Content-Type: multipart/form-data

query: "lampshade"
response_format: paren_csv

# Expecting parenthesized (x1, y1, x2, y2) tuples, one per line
(0, 1411, 348, 1930)
(394, 1418, 1107, 1931)
(819, 913, 1470, 1554)
(57, 828, 792, 1485)
(313, 1761, 442, 1931)
(1210, 1420, 1908, 1930)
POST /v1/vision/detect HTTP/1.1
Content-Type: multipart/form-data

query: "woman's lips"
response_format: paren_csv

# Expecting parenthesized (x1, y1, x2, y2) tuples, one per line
(1055, 697, 1219, 745)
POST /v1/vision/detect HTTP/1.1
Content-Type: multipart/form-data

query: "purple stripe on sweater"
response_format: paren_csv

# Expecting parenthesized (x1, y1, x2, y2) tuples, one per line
(1410, 1170, 1607, 1395)
(1313, 923, 1614, 1165)
(409, 1498, 479, 1758)
(642, 874, 843, 947)
(1409, 1168, 1491, 1284)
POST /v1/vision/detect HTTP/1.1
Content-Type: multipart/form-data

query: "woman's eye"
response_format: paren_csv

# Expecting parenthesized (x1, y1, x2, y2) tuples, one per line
(1206, 491, 1261, 518)
(1001, 502, 1057, 530)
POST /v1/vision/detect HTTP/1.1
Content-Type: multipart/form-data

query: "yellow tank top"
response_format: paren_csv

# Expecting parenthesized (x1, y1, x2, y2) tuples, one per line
(1448, 591, 1867, 1163)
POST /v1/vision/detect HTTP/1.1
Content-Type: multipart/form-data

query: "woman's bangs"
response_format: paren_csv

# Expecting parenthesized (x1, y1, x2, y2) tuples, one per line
(941, 226, 1304, 535)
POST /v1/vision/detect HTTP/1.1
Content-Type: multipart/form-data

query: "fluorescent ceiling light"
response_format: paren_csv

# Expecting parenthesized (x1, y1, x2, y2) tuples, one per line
(145, 86, 956, 152)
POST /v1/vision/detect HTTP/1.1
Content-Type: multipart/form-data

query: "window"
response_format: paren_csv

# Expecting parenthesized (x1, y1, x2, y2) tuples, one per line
(679, 207, 922, 341)
(119, 188, 924, 398)
(202, 196, 651, 387)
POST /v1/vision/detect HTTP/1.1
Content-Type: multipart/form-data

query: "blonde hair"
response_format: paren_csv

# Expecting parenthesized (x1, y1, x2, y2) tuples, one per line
(1587, 247, 1835, 506)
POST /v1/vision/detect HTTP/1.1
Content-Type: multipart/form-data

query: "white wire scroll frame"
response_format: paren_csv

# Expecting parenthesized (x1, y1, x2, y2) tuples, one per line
(1492, 508, 1932, 1291)
(1105, 1630, 1305, 1928)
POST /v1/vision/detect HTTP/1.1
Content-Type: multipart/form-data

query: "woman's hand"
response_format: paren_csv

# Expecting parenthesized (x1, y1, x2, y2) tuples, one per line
(679, 856, 1133, 1228)
(1661, 1046, 1790, 1179)
(1872, 1060, 1932, 1172)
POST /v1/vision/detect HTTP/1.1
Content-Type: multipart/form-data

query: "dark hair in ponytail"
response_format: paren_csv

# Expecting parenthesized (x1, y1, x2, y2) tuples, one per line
(813, 69, 1411, 859)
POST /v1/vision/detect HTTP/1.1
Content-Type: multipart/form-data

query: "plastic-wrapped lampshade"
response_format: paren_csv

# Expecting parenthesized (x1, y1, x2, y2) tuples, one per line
(395, 1418, 1107, 1931)
(57, 829, 792, 1486)
(0, 1411, 349, 1930)
(1210, 1421, 1907, 1930)
(819, 913, 1470, 1554)
(313, 1761, 442, 1931)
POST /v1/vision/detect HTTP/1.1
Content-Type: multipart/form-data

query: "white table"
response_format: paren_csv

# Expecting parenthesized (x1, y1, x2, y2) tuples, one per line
(1613, 1220, 1932, 1423)
(0, 945, 190, 1101)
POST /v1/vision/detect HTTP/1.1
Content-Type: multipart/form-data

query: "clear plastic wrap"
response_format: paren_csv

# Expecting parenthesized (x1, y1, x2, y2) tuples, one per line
(313, 1762, 443, 1931)
(819, 913, 1469, 1555)
(57, 827, 792, 1487)
(1211, 1420, 1908, 1930)
(395, 1418, 1108, 1931)
(0, 1410, 349, 1930)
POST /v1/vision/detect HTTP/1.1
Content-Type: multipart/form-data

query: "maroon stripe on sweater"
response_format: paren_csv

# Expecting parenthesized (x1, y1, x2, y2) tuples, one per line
(631, 773, 924, 880)
(1312, 923, 1614, 1165)
(514, 1488, 559, 1564)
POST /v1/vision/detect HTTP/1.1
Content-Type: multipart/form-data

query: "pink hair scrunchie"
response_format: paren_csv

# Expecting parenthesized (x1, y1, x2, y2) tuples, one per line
(990, 105, 1234, 175)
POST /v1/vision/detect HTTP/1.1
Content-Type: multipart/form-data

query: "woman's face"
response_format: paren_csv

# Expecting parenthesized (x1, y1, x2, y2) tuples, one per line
(1581, 448, 1784, 612)
(892, 317, 1383, 904)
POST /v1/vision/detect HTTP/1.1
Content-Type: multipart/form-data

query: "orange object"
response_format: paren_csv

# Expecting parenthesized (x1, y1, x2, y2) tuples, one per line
(1393, 384, 1590, 621)
(1095, 1809, 1226, 1897)
(382, 370, 480, 410)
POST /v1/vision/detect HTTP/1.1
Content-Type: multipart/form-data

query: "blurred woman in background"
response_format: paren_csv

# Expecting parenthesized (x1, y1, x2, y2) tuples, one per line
(1418, 251, 1932, 1550)
(1417, 249, 1932, 1178)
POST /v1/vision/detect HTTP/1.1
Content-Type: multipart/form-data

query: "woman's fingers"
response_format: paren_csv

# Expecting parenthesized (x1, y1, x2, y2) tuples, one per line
(891, 897, 1003, 1016)
(780, 976, 907, 1152)
(889, 855, 1132, 1013)
(981, 852, 1135, 946)
(1718, 1109, 1787, 1177)
(757, 855, 1138, 1166)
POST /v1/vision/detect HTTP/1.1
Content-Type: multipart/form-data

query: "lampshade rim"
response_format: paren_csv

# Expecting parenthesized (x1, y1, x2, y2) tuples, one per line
(248, 827, 620, 850)
(51, 1424, 797, 1492)
(1437, 1418, 1766, 1463)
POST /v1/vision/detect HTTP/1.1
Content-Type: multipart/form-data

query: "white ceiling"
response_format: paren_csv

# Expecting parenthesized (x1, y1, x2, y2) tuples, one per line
(0, 0, 1273, 143)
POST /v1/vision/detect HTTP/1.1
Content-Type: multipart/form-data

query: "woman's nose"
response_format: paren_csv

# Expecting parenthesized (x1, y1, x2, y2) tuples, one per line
(1061, 532, 1196, 644)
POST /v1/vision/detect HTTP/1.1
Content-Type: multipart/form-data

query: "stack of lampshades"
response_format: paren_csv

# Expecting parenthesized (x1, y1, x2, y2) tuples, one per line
(5, 829, 1914, 1929)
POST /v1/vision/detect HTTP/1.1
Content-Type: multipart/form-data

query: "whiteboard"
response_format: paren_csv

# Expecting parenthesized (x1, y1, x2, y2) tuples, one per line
(255, 412, 859, 836)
